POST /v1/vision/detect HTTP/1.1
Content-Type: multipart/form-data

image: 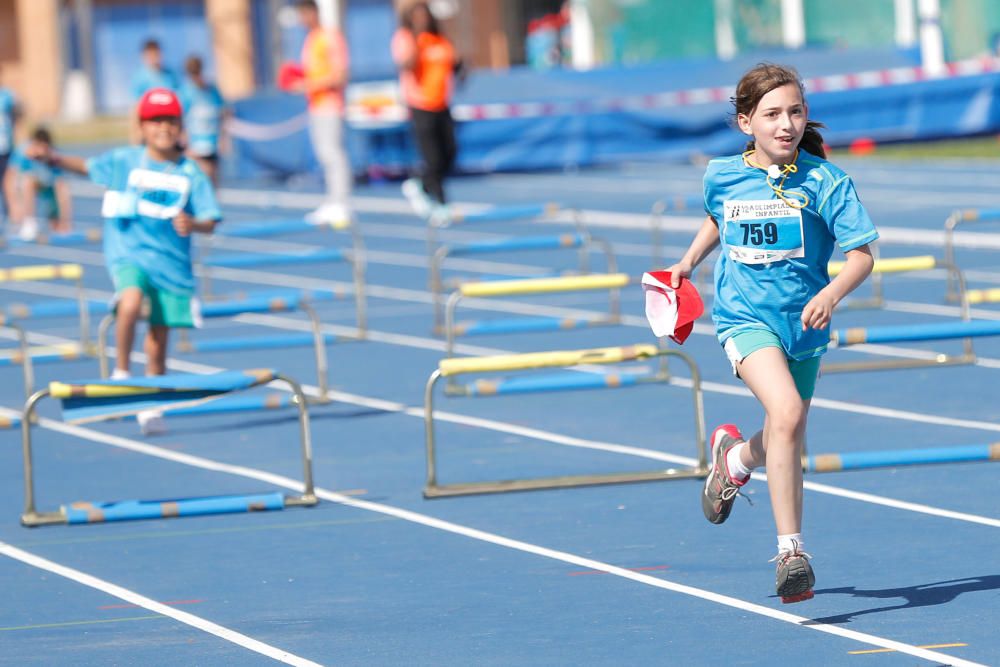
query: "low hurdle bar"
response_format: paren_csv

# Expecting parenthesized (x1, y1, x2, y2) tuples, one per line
(96, 290, 333, 398)
(443, 272, 631, 365)
(0, 263, 92, 398)
(423, 343, 707, 497)
(0, 227, 103, 249)
(827, 253, 938, 309)
(201, 218, 367, 335)
(427, 201, 564, 254)
(430, 232, 617, 331)
(944, 208, 1000, 302)
(804, 442, 1000, 473)
(19, 368, 316, 526)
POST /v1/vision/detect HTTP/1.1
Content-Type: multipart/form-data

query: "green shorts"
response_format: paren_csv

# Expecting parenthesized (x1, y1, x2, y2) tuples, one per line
(722, 328, 821, 400)
(112, 264, 199, 328)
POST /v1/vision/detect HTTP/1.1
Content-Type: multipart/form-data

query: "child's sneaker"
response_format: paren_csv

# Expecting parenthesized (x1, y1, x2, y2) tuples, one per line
(18, 217, 39, 242)
(402, 178, 432, 218)
(137, 409, 167, 436)
(701, 424, 749, 524)
(773, 547, 815, 603)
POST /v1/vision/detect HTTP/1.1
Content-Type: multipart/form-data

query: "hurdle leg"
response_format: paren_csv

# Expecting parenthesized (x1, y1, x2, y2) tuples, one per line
(11, 324, 36, 399)
(300, 302, 331, 401)
(346, 226, 368, 336)
(21, 388, 65, 526)
(649, 200, 666, 267)
(97, 314, 113, 378)
(278, 373, 318, 506)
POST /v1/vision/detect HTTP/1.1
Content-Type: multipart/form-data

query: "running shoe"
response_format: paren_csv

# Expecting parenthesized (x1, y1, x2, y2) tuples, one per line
(773, 546, 815, 603)
(701, 423, 748, 524)
(401, 178, 432, 218)
(137, 409, 167, 436)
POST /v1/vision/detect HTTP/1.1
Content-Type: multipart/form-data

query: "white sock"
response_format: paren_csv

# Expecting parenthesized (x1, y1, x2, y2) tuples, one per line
(777, 533, 804, 555)
(110, 368, 131, 380)
(725, 442, 752, 481)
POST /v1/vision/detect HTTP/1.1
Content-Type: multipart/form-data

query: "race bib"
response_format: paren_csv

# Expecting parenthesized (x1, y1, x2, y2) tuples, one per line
(723, 199, 804, 265)
(125, 168, 191, 219)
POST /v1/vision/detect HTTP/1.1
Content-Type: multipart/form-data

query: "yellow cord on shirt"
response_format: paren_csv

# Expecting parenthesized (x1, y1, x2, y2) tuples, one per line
(742, 149, 810, 209)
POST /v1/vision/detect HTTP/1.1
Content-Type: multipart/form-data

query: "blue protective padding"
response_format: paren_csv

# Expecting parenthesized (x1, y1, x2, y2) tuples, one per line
(448, 233, 585, 257)
(202, 248, 345, 268)
(128, 393, 292, 417)
(4, 299, 109, 321)
(63, 492, 286, 524)
(185, 333, 337, 353)
(466, 371, 642, 396)
(807, 444, 995, 472)
(455, 203, 553, 224)
(459, 317, 602, 337)
(216, 219, 315, 238)
(201, 293, 303, 317)
(836, 319, 1000, 345)
(60, 369, 276, 423)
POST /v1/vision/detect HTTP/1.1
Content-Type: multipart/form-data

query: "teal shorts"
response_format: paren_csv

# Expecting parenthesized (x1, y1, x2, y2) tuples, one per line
(112, 264, 199, 328)
(722, 329, 821, 400)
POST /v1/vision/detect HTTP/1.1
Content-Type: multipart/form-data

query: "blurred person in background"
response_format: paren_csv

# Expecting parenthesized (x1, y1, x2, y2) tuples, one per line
(180, 55, 228, 188)
(130, 39, 181, 144)
(394, 1, 462, 222)
(0, 83, 19, 228)
(293, 0, 353, 226)
(4, 127, 72, 241)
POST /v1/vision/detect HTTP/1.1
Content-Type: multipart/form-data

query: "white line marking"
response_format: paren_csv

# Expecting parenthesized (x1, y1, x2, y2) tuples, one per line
(0, 541, 324, 667)
(2, 412, 987, 667)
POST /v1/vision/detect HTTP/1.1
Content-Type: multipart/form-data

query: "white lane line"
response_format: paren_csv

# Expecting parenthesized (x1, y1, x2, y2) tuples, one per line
(1, 412, 986, 667)
(0, 541, 323, 667)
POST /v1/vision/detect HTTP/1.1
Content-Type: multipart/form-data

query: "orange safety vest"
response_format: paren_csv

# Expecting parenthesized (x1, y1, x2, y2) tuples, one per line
(301, 27, 349, 113)
(392, 29, 455, 112)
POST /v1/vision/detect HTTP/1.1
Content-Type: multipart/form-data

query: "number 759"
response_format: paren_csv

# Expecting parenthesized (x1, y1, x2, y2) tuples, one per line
(740, 221, 779, 245)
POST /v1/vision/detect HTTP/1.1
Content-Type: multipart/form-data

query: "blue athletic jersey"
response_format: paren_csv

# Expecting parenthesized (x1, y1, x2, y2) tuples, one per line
(703, 150, 879, 360)
(0, 88, 16, 155)
(11, 145, 62, 218)
(87, 147, 222, 296)
(131, 65, 181, 101)
(179, 80, 225, 156)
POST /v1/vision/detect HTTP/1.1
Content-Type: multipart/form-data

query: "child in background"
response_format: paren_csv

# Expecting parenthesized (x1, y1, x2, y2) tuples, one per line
(29, 88, 221, 436)
(0, 84, 19, 226)
(666, 63, 877, 603)
(180, 55, 227, 188)
(4, 127, 72, 241)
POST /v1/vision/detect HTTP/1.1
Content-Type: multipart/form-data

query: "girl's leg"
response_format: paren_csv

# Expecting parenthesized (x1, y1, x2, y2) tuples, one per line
(114, 288, 144, 374)
(734, 346, 808, 535)
(144, 325, 169, 376)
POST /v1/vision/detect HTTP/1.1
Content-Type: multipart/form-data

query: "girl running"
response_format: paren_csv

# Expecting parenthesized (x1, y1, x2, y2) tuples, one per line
(666, 63, 878, 603)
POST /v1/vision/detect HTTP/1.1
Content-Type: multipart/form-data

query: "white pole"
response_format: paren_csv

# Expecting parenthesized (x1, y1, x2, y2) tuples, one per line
(780, 0, 806, 49)
(569, 0, 595, 70)
(917, 0, 945, 75)
(714, 0, 737, 60)
(316, 0, 340, 29)
(894, 0, 917, 47)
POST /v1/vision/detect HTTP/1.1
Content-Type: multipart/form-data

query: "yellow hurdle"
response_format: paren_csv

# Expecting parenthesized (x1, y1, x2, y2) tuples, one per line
(459, 273, 630, 298)
(827, 255, 935, 277)
(438, 343, 658, 377)
(0, 263, 83, 283)
(966, 287, 1000, 304)
(424, 343, 708, 497)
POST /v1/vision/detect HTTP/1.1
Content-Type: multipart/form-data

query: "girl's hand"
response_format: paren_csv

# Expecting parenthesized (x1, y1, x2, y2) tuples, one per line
(172, 212, 194, 237)
(665, 261, 693, 289)
(801, 291, 836, 330)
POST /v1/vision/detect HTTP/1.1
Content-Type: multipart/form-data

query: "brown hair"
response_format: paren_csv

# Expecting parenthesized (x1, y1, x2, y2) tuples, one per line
(185, 55, 203, 77)
(732, 63, 826, 159)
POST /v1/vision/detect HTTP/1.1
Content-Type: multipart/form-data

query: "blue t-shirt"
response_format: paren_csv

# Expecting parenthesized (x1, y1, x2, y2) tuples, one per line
(131, 65, 181, 101)
(179, 80, 225, 156)
(11, 146, 62, 217)
(86, 146, 222, 296)
(0, 88, 17, 156)
(703, 150, 879, 360)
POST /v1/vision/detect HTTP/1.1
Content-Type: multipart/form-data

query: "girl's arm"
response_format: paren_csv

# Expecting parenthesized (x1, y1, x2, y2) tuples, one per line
(801, 243, 875, 330)
(55, 179, 73, 230)
(666, 215, 721, 288)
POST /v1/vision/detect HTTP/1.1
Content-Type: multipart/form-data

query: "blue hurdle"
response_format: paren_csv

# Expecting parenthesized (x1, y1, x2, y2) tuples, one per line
(0, 227, 103, 249)
(429, 231, 617, 330)
(19, 368, 316, 526)
(944, 207, 1000, 302)
(97, 289, 334, 398)
(202, 217, 367, 335)
(806, 442, 1000, 473)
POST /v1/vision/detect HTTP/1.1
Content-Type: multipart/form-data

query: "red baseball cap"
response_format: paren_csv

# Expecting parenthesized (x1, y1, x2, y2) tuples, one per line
(138, 87, 183, 121)
(641, 270, 704, 345)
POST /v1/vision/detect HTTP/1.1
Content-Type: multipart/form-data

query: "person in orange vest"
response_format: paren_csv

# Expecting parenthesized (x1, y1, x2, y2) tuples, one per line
(294, 0, 352, 226)
(393, 2, 461, 222)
